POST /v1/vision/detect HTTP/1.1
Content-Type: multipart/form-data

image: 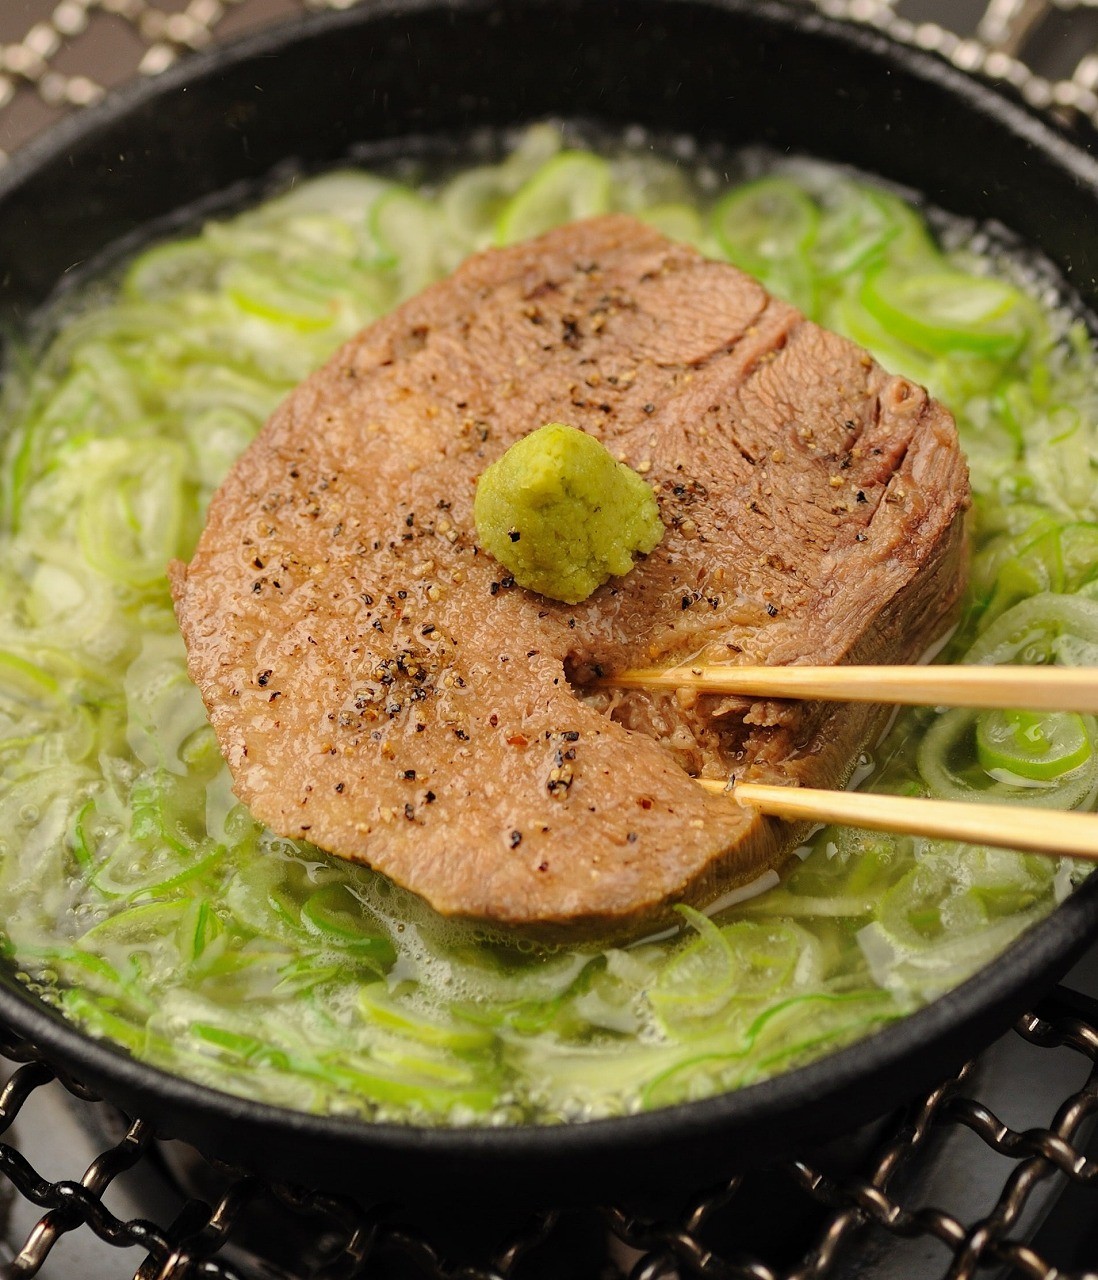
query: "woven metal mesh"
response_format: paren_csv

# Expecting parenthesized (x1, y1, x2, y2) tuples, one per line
(3, 0, 1098, 162)
(3, 1, 1098, 1277)
(2, 998, 1098, 1279)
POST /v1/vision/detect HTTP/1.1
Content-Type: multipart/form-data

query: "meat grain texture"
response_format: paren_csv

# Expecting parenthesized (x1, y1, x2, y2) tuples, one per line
(171, 215, 970, 939)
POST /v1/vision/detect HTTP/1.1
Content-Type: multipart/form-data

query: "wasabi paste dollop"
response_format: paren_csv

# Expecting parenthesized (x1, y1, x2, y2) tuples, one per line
(473, 422, 664, 604)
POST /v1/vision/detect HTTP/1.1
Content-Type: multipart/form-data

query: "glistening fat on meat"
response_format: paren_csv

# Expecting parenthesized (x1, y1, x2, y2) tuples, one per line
(169, 215, 970, 938)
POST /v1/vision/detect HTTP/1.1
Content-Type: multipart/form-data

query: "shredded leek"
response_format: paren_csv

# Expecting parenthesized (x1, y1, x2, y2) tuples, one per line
(1, 125, 1096, 1125)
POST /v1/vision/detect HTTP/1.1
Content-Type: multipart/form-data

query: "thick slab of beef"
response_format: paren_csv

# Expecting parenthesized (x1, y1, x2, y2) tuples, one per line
(171, 214, 969, 938)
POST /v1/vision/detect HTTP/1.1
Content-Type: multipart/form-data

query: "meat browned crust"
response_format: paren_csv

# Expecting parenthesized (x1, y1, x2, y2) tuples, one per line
(170, 215, 970, 939)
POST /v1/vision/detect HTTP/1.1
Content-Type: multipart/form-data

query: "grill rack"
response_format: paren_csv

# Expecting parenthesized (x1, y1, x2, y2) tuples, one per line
(2, 994, 1098, 1279)
(3, 0, 1098, 161)
(5, 1, 1098, 1277)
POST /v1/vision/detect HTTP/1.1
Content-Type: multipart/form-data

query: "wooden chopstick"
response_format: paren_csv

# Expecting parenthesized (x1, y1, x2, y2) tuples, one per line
(696, 778, 1098, 861)
(600, 664, 1098, 714)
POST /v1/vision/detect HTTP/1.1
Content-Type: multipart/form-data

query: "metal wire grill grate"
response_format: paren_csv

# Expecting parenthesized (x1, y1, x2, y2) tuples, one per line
(2, 998, 1098, 1279)
(3, 0, 1098, 161)
(4, 1, 1098, 1277)
(819, 0, 1098, 122)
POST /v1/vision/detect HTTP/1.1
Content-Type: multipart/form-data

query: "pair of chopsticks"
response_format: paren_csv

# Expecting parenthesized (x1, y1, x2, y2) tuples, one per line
(597, 663, 1098, 860)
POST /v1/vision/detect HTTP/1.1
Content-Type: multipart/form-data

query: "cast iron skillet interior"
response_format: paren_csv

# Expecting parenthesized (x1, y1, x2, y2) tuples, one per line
(3, 0, 1098, 1214)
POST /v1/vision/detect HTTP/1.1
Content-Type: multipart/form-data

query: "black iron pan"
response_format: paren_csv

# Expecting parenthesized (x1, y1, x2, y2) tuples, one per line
(3, 0, 1098, 1216)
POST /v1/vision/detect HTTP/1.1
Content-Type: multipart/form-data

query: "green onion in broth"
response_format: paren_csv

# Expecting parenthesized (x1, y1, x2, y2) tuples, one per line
(1, 125, 1096, 1125)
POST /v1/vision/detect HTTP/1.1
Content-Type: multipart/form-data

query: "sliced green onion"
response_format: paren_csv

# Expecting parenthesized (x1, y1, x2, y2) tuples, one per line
(495, 151, 612, 245)
(711, 177, 820, 313)
(648, 907, 737, 1029)
(976, 709, 1092, 781)
(222, 259, 338, 331)
(711, 177, 820, 271)
(299, 885, 396, 971)
(358, 983, 494, 1053)
(370, 186, 463, 300)
(860, 267, 1030, 358)
(814, 185, 936, 278)
(918, 705, 1098, 807)
(637, 202, 706, 247)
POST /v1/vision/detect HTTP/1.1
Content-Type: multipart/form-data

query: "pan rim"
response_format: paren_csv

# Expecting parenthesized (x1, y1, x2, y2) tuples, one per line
(3, 0, 1098, 216)
(2, 874, 1097, 1163)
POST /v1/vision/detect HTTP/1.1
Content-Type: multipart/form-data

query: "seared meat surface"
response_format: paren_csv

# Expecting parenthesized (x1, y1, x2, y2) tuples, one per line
(170, 215, 969, 937)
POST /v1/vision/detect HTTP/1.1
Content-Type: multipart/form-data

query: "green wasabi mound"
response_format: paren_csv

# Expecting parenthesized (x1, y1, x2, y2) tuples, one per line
(473, 422, 664, 603)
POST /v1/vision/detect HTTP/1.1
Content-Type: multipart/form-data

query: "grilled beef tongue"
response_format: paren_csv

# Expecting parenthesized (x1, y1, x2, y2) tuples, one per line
(170, 215, 969, 939)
